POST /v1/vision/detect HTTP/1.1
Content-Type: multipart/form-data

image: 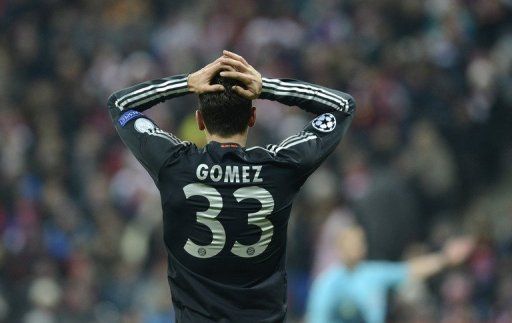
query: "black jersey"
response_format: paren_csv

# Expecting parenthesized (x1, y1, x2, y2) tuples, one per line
(108, 74, 356, 323)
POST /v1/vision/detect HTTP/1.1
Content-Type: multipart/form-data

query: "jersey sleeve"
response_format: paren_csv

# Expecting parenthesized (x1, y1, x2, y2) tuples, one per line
(259, 78, 356, 178)
(107, 74, 191, 183)
(371, 261, 409, 288)
(306, 271, 338, 323)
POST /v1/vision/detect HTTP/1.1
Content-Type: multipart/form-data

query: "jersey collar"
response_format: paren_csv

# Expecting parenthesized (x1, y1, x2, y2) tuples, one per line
(208, 141, 243, 149)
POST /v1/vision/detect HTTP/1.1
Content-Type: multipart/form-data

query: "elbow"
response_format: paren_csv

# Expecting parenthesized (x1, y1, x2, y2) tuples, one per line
(107, 92, 119, 109)
(347, 94, 356, 114)
(340, 93, 356, 115)
(106, 92, 122, 123)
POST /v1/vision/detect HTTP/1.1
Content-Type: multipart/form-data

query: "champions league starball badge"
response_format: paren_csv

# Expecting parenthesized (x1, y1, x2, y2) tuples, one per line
(134, 118, 156, 134)
(312, 113, 336, 132)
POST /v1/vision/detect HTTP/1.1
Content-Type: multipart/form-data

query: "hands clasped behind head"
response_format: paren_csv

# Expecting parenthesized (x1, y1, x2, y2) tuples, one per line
(188, 50, 262, 101)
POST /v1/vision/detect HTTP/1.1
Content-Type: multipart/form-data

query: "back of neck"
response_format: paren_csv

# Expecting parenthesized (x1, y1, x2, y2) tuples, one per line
(206, 133, 248, 147)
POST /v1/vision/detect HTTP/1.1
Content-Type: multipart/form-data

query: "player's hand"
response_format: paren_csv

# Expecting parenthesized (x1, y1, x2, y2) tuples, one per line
(188, 58, 235, 94)
(443, 236, 475, 266)
(219, 50, 262, 100)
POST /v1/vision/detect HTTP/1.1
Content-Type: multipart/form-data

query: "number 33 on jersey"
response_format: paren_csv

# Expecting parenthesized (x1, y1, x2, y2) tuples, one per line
(183, 183, 273, 258)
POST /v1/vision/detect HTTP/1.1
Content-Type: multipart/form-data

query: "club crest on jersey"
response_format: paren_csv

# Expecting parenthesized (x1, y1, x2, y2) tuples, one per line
(312, 113, 336, 132)
(134, 118, 156, 134)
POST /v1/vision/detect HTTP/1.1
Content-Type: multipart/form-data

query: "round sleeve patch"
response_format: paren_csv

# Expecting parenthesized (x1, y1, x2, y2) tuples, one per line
(134, 118, 156, 134)
(312, 113, 336, 132)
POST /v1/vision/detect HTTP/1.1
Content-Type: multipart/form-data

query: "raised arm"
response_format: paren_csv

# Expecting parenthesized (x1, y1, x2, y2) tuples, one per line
(407, 236, 474, 281)
(220, 50, 356, 175)
(109, 74, 190, 114)
(260, 77, 354, 116)
(108, 57, 231, 182)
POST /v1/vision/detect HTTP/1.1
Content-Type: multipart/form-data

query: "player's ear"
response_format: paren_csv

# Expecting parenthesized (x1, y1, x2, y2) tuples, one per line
(248, 107, 256, 128)
(196, 110, 206, 131)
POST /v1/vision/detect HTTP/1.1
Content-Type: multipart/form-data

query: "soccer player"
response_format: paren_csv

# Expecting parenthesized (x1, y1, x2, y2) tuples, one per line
(307, 224, 474, 323)
(108, 50, 356, 322)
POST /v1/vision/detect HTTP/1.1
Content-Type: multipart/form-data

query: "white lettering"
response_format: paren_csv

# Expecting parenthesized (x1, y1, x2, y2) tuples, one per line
(196, 164, 208, 180)
(210, 165, 222, 182)
(196, 164, 263, 183)
(242, 166, 250, 183)
(224, 166, 240, 183)
(253, 165, 263, 183)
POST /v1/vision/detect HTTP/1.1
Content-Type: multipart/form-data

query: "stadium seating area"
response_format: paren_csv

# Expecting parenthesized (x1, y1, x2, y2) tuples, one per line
(1, 0, 512, 321)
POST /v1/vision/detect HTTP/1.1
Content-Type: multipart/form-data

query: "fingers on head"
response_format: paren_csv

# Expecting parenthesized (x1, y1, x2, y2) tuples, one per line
(206, 57, 223, 68)
(217, 63, 236, 72)
(205, 84, 225, 92)
(232, 85, 253, 98)
(211, 84, 225, 92)
(220, 57, 247, 71)
(209, 63, 235, 76)
(220, 71, 252, 84)
(223, 50, 249, 65)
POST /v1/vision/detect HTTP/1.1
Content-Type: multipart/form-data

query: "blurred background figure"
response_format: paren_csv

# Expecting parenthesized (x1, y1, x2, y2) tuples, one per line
(307, 224, 474, 323)
(1, 0, 512, 322)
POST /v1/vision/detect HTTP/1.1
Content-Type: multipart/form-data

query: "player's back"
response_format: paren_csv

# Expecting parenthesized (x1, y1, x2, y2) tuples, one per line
(159, 142, 303, 322)
(108, 71, 356, 322)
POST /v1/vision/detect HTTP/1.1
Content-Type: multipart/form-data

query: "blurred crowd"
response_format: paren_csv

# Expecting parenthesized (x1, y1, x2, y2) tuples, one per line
(1, 0, 512, 322)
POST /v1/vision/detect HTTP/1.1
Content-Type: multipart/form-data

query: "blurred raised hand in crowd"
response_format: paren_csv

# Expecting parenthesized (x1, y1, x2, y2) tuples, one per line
(307, 224, 474, 323)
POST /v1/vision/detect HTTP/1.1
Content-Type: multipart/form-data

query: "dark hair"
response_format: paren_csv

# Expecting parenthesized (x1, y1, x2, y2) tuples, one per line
(198, 74, 252, 137)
